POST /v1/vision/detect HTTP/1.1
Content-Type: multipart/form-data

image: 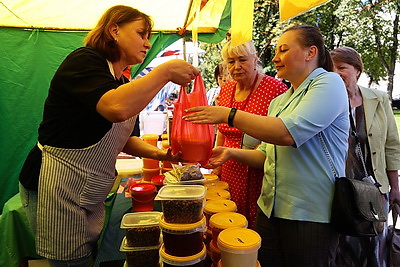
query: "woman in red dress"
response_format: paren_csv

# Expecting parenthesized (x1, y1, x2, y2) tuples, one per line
(215, 40, 287, 228)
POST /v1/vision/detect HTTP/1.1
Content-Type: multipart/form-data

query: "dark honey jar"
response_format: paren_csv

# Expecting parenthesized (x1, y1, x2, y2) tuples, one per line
(159, 214, 206, 257)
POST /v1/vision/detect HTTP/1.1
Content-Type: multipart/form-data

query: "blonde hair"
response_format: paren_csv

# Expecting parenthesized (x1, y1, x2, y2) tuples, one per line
(221, 40, 257, 62)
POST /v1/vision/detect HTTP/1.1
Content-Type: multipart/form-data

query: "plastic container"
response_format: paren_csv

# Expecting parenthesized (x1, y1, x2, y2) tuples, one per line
(205, 188, 231, 201)
(209, 240, 221, 265)
(160, 243, 206, 267)
(142, 158, 160, 169)
(155, 185, 206, 224)
(142, 111, 167, 136)
(129, 183, 157, 212)
(142, 167, 161, 182)
(151, 174, 165, 191)
(217, 260, 260, 267)
(203, 180, 229, 191)
(160, 214, 206, 257)
(204, 229, 212, 246)
(120, 237, 160, 267)
(204, 199, 237, 227)
(203, 174, 219, 181)
(120, 212, 161, 247)
(162, 139, 170, 147)
(142, 134, 160, 146)
(209, 212, 247, 246)
(217, 228, 261, 267)
(162, 134, 169, 141)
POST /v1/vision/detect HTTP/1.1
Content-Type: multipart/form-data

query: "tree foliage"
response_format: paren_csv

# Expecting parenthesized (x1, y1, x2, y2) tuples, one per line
(197, 0, 399, 99)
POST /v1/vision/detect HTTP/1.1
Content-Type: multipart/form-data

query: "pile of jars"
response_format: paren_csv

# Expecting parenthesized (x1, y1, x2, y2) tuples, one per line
(156, 185, 207, 266)
(120, 212, 162, 267)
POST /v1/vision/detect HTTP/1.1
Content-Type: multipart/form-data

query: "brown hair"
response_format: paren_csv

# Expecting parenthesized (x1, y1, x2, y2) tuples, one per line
(330, 46, 364, 79)
(84, 5, 153, 62)
(284, 25, 333, 71)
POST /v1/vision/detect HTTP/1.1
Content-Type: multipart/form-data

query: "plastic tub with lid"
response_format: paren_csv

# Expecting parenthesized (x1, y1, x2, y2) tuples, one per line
(217, 228, 261, 267)
(160, 214, 206, 257)
(128, 183, 157, 212)
(142, 158, 160, 169)
(120, 212, 161, 247)
(203, 180, 229, 191)
(160, 243, 206, 267)
(120, 236, 160, 267)
(217, 260, 260, 267)
(203, 199, 237, 227)
(142, 134, 159, 146)
(209, 212, 247, 246)
(142, 167, 161, 182)
(151, 174, 165, 191)
(205, 188, 231, 201)
(155, 185, 206, 224)
(209, 239, 221, 265)
(203, 174, 219, 181)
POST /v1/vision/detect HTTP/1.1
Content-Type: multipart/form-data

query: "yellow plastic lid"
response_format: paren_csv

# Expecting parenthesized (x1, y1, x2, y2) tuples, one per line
(203, 174, 219, 181)
(161, 140, 170, 148)
(209, 212, 248, 231)
(160, 243, 206, 264)
(161, 134, 169, 140)
(159, 214, 206, 233)
(217, 228, 261, 253)
(204, 180, 229, 190)
(217, 259, 260, 267)
(205, 188, 231, 201)
(204, 199, 237, 214)
(142, 134, 159, 140)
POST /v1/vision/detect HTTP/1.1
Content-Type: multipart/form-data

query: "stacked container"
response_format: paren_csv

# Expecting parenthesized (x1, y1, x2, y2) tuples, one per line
(120, 212, 162, 267)
(161, 139, 173, 173)
(155, 185, 207, 266)
(217, 228, 261, 267)
(142, 134, 161, 181)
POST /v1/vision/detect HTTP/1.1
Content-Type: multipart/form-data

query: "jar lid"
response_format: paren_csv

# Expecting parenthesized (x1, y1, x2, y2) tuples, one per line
(161, 134, 169, 140)
(205, 188, 231, 201)
(120, 236, 161, 251)
(129, 183, 156, 195)
(204, 180, 229, 190)
(160, 244, 206, 265)
(151, 175, 165, 185)
(217, 228, 261, 253)
(142, 134, 159, 140)
(203, 174, 219, 181)
(120, 211, 161, 229)
(155, 185, 206, 200)
(209, 212, 248, 231)
(161, 140, 170, 148)
(159, 214, 206, 233)
(217, 260, 261, 267)
(204, 199, 237, 214)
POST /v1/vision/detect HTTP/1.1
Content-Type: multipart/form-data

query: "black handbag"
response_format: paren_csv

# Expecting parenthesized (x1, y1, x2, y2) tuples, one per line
(318, 113, 387, 237)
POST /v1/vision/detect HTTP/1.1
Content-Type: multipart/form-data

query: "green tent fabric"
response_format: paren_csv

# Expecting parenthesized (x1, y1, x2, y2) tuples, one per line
(0, 0, 231, 212)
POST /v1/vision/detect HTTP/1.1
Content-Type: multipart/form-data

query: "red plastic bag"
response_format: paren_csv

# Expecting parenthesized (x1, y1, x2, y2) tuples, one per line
(171, 74, 215, 166)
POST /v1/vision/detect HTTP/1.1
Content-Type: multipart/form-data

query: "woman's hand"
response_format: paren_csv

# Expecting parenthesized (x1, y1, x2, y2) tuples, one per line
(204, 146, 232, 169)
(211, 166, 222, 176)
(156, 148, 182, 163)
(184, 106, 231, 125)
(159, 59, 199, 87)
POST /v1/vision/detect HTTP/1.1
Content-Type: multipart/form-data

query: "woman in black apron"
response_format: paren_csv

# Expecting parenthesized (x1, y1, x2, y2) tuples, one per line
(19, 5, 198, 266)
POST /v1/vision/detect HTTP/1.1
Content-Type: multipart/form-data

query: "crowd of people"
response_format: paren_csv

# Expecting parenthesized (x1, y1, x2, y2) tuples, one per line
(19, 4, 400, 267)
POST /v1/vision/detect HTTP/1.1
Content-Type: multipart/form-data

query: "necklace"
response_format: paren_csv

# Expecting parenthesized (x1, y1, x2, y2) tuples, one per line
(230, 73, 259, 110)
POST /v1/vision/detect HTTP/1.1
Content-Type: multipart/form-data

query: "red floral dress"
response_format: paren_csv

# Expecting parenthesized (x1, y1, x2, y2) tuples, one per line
(217, 75, 287, 228)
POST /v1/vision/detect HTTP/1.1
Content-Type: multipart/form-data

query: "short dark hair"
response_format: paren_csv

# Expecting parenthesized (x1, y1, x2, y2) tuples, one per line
(330, 46, 364, 79)
(284, 25, 333, 71)
(84, 5, 153, 62)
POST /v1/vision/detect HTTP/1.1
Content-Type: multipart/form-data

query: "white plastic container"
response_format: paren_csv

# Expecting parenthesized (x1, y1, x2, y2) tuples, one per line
(120, 212, 161, 247)
(120, 237, 161, 267)
(217, 228, 261, 267)
(141, 111, 167, 135)
(155, 185, 206, 224)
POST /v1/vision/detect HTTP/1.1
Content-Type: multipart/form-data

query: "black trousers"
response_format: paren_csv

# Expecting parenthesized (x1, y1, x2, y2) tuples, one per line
(254, 209, 339, 267)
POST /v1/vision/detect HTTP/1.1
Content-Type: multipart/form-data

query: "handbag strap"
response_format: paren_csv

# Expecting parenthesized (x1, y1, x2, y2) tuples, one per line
(318, 132, 339, 178)
(349, 106, 370, 179)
